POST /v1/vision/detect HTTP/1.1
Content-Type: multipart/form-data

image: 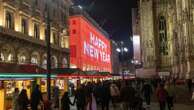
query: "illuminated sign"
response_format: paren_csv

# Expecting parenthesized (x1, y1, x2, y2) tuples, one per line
(69, 16, 112, 72)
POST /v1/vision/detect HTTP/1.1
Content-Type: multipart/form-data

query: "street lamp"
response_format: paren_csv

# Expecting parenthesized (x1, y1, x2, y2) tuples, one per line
(116, 41, 128, 80)
(45, 0, 51, 100)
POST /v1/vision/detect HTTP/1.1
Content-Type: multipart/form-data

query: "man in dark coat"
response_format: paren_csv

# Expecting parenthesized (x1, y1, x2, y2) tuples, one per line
(101, 82, 111, 110)
(74, 85, 86, 110)
(31, 85, 43, 110)
(142, 82, 153, 106)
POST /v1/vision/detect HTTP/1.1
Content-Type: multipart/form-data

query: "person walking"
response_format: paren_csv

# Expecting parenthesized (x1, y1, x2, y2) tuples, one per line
(74, 85, 86, 110)
(86, 92, 97, 110)
(120, 81, 129, 110)
(52, 86, 60, 109)
(12, 88, 19, 110)
(120, 81, 136, 110)
(18, 89, 30, 110)
(31, 84, 43, 110)
(156, 83, 168, 110)
(101, 82, 111, 110)
(166, 82, 175, 110)
(110, 82, 120, 109)
(187, 79, 192, 93)
(61, 92, 74, 110)
(142, 81, 153, 107)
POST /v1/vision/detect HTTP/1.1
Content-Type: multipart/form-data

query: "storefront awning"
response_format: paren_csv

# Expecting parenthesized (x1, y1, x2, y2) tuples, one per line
(0, 62, 46, 74)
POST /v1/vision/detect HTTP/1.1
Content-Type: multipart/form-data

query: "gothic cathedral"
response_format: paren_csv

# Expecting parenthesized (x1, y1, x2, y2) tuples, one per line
(139, 0, 194, 79)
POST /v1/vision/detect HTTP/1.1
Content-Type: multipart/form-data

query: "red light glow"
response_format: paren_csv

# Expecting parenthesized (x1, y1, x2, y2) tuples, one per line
(69, 16, 112, 73)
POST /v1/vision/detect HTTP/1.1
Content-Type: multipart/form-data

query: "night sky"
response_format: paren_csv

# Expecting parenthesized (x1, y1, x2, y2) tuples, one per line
(73, 0, 137, 59)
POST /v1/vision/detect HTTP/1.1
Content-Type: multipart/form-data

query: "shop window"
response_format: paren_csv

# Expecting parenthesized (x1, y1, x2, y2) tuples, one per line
(21, 18, 28, 34)
(5, 11, 14, 29)
(159, 16, 168, 55)
(34, 23, 40, 39)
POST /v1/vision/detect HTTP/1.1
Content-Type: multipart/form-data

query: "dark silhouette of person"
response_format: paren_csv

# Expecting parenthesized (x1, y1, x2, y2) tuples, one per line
(156, 83, 168, 110)
(101, 81, 111, 110)
(74, 85, 86, 110)
(187, 79, 192, 93)
(61, 92, 74, 110)
(142, 82, 153, 106)
(18, 89, 30, 110)
(31, 84, 42, 110)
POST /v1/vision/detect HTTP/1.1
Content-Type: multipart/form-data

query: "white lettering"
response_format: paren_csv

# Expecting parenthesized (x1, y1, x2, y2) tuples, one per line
(84, 32, 110, 64)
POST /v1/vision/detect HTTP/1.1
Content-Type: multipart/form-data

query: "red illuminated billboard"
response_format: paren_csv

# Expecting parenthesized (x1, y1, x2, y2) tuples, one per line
(69, 16, 112, 73)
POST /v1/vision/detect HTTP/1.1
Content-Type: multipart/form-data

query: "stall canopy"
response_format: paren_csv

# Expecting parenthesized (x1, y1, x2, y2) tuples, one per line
(52, 68, 111, 78)
(51, 68, 82, 74)
(0, 62, 46, 74)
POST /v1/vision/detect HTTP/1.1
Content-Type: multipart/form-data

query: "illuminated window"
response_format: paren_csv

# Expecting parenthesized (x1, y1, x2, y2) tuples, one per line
(5, 12, 14, 29)
(18, 55, 26, 64)
(62, 58, 68, 68)
(31, 57, 38, 65)
(52, 32, 58, 45)
(7, 54, 13, 62)
(159, 16, 168, 55)
(51, 56, 58, 68)
(34, 23, 40, 39)
(0, 53, 4, 61)
(21, 18, 28, 34)
(42, 59, 47, 69)
(61, 36, 69, 48)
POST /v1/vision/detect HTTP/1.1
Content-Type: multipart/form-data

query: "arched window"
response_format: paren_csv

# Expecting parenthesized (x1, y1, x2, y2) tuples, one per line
(51, 56, 58, 68)
(0, 53, 4, 62)
(159, 16, 168, 55)
(42, 59, 47, 69)
(31, 57, 38, 65)
(5, 12, 14, 29)
(18, 55, 26, 64)
(62, 58, 68, 68)
(7, 54, 13, 62)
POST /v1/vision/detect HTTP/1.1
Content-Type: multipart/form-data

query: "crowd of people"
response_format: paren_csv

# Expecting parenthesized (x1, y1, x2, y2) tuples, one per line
(11, 78, 182, 110)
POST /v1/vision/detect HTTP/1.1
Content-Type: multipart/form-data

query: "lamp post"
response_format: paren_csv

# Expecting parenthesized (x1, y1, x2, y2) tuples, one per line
(46, 0, 51, 100)
(116, 41, 128, 80)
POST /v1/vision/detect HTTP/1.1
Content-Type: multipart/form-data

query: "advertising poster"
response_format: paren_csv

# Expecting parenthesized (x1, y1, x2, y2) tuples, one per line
(69, 16, 112, 73)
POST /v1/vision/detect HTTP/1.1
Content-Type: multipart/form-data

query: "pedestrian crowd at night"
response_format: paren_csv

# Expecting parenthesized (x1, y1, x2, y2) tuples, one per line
(11, 78, 193, 110)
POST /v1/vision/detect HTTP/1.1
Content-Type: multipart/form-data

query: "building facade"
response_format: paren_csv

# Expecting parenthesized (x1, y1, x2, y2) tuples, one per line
(111, 40, 120, 74)
(132, 8, 144, 77)
(0, 0, 72, 68)
(139, 0, 194, 78)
